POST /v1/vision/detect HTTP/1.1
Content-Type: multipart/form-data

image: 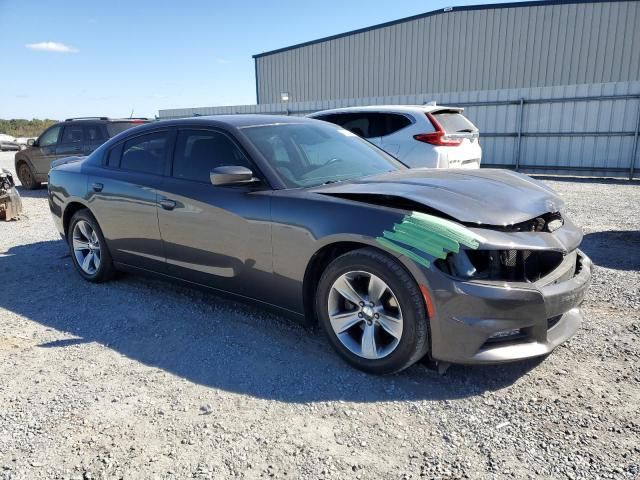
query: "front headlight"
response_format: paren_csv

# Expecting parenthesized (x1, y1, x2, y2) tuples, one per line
(435, 248, 564, 282)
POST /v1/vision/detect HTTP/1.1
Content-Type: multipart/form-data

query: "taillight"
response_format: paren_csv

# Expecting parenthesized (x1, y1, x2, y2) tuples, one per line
(413, 132, 462, 146)
(414, 113, 462, 146)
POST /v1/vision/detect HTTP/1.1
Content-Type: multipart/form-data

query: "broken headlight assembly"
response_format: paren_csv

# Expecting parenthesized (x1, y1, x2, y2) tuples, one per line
(435, 248, 564, 283)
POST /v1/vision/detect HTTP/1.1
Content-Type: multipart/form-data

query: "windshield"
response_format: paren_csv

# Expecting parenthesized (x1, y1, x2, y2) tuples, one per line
(241, 122, 405, 188)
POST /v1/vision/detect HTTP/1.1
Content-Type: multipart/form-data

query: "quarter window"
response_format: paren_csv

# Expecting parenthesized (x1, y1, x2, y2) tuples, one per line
(106, 143, 123, 167)
(38, 125, 62, 147)
(172, 129, 250, 183)
(120, 131, 167, 175)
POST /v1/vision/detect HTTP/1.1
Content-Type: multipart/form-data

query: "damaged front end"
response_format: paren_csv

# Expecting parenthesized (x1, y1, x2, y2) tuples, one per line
(313, 168, 591, 364)
(0, 169, 23, 221)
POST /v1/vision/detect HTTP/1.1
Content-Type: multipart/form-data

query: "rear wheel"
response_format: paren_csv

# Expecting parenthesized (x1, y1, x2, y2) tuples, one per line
(68, 210, 115, 283)
(316, 248, 430, 374)
(17, 163, 41, 190)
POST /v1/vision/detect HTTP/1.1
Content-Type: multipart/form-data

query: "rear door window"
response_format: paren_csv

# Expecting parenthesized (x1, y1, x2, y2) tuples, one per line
(120, 131, 167, 175)
(381, 113, 412, 136)
(61, 125, 84, 144)
(172, 129, 250, 183)
(340, 114, 373, 138)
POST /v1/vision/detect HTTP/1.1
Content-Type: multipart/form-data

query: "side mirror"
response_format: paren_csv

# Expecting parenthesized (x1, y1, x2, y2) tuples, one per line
(27, 139, 36, 147)
(210, 166, 255, 186)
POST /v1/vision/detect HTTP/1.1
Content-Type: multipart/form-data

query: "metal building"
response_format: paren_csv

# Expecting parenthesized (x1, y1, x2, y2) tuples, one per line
(253, 0, 640, 104)
(159, 0, 640, 178)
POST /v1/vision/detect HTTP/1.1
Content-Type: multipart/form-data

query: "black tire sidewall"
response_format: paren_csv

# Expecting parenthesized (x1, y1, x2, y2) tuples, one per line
(18, 163, 39, 190)
(316, 248, 429, 374)
(67, 210, 114, 283)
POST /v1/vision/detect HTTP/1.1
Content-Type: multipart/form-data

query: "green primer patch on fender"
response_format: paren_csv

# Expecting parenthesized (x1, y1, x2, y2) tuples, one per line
(376, 211, 484, 268)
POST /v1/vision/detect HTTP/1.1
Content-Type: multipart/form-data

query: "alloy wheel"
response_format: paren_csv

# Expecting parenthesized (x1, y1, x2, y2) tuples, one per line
(72, 220, 102, 275)
(328, 271, 403, 360)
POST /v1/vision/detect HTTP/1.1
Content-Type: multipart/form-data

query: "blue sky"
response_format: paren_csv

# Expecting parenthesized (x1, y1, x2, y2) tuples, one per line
(0, 0, 518, 120)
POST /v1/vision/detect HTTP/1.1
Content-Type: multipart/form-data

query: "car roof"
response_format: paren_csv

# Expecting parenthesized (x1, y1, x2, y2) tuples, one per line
(307, 104, 463, 116)
(151, 114, 320, 129)
(62, 117, 151, 123)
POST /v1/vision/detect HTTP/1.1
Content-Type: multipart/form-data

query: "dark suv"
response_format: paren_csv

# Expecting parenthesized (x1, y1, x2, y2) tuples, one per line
(14, 117, 149, 189)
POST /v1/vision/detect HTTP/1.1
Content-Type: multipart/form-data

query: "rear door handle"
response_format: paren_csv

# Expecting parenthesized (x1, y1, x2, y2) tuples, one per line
(91, 182, 103, 192)
(73, 146, 82, 152)
(159, 199, 176, 210)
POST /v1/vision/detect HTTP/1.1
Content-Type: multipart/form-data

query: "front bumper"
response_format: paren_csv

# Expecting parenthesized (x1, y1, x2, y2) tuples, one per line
(428, 249, 591, 364)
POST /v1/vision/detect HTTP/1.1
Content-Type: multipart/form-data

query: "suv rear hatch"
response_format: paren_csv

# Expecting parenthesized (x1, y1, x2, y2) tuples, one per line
(414, 108, 481, 168)
(428, 108, 479, 141)
(106, 120, 149, 138)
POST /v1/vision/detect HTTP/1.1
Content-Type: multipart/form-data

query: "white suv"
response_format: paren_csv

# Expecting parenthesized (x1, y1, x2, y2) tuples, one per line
(308, 105, 481, 169)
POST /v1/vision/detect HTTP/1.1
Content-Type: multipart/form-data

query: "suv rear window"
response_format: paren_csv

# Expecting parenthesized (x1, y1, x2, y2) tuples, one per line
(430, 111, 476, 133)
(107, 121, 147, 137)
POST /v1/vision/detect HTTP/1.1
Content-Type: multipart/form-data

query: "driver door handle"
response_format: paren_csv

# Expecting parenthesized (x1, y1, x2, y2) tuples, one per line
(159, 199, 176, 210)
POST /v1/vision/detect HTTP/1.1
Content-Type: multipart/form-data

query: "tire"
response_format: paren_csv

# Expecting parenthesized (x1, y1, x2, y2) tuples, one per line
(316, 247, 430, 374)
(16, 162, 41, 190)
(67, 209, 115, 283)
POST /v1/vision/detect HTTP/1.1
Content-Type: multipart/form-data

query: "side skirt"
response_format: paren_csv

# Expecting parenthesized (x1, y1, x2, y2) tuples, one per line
(113, 262, 310, 326)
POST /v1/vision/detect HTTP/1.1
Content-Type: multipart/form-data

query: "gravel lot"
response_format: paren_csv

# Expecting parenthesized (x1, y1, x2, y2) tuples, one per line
(0, 151, 638, 480)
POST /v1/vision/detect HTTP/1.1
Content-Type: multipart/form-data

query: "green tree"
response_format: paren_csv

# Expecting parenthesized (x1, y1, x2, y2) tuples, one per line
(0, 119, 59, 138)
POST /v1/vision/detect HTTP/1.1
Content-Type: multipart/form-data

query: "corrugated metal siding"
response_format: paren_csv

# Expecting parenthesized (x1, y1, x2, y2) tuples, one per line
(158, 80, 640, 178)
(254, 1, 640, 104)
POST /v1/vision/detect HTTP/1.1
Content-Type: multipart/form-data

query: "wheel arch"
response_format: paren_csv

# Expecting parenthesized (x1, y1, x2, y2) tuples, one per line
(14, 154, 33, 171)
(302, 240, 424, 324)
(63, 201, 91, 239)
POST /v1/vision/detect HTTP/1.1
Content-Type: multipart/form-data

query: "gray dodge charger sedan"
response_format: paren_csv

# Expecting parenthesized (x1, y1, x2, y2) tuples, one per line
(48, 115, 591, 374)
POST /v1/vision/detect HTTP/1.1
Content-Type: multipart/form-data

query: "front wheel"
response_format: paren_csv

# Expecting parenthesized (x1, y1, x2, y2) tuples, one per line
(68, 209, 115, 283)
(17, 163, 41, 190)
(316, 248, 430, 374)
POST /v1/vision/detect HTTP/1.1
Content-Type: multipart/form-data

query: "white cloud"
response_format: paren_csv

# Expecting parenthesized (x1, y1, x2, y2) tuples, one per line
(25, 42, 78, 53)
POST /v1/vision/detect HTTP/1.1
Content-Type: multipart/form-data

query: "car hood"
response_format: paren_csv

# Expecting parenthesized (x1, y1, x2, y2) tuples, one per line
(312, 168, 565, 225)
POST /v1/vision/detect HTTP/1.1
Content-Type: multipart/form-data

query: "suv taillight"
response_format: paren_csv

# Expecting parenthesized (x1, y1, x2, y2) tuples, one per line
(414, 113, 462, 146)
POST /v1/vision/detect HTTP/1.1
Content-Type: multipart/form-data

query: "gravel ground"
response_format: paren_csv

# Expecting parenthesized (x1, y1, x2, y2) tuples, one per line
(0, 151, 638, 480)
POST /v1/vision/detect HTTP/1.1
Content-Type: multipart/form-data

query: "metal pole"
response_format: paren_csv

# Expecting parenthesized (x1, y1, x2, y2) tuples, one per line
(630, 100, 640, 180)
(514, 98, 525, 171)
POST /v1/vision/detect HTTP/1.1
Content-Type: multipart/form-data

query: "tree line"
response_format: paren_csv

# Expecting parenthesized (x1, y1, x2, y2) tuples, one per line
(0, 119, 59, 138)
